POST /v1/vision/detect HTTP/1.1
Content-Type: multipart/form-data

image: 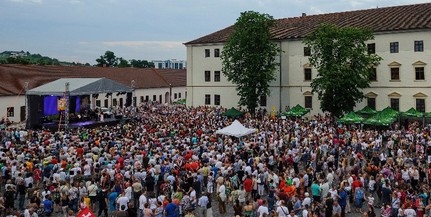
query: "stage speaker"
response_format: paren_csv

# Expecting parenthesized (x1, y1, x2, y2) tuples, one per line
(69, 96, 76, 113)
(125, 92, 132, 107)
(27, 95, 43, 129)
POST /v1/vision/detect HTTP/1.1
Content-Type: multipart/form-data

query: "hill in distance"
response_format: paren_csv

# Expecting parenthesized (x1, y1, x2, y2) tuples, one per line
(0, 50, 90, 66)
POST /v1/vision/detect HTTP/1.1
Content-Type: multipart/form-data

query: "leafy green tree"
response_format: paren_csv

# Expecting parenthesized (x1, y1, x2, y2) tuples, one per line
(130, 59, 154, 68)
(96, 50, 118, 67)
(221, 11, 281, 114)
(118, 57, 130, 68)
(303, 24, 382, 117)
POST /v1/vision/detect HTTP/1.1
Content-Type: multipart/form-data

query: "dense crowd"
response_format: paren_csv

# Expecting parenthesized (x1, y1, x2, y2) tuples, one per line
(1, 103, 431, 217)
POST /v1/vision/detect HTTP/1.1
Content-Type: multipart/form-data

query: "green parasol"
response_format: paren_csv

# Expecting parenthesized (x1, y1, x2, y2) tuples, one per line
(364, 107, 398, 126)
(338, 112, 364, 124)
(401, 107, 424, 118)
(222, 107, 244, 118)
(284, 104, 309, 117)
(356, 106, 378, 115)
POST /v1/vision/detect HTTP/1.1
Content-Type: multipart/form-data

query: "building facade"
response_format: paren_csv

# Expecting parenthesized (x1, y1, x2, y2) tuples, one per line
(185, 3, 431, 115)
(153, 59, 187, 69)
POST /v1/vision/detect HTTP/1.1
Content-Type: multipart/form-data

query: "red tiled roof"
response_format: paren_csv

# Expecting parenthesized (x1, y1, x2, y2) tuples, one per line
(185, 3, 431, 45)
(0, 64, 186, 96)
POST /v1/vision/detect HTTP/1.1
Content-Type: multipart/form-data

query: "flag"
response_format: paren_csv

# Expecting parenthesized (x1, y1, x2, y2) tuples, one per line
(76, 207, 96, 217)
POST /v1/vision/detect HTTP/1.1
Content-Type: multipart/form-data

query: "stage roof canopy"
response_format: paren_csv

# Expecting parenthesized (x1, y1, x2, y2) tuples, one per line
(27, 77, 133, 96)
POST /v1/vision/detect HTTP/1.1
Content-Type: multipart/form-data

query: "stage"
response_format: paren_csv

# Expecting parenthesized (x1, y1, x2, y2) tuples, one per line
(41, 117, 131, 130)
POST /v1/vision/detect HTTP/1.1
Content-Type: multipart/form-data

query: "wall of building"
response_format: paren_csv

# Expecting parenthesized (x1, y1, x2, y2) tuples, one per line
(187, 30, 431, 114)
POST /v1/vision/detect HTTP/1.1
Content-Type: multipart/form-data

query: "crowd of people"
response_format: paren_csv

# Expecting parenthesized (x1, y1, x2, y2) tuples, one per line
(0, 102, 431, 217)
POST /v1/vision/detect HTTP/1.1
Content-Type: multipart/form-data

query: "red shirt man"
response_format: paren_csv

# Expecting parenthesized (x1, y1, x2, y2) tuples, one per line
(243, 176, 253, 192)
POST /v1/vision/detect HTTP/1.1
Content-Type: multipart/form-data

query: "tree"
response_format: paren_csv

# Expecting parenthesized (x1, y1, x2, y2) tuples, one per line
(117, 57, 130, 68)
(96, 50, 118, 67)
(130, 59, 155, 68)
(303, 24, 382, 117)
(221, 11, 281, 114)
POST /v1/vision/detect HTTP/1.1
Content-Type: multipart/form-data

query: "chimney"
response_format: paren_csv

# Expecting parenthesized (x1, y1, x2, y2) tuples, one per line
(302, 13, 307, 17)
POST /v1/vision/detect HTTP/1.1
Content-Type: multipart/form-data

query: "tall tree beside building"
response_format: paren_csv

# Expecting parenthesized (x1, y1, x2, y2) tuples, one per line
(303, 24, 382, 117)
(221, 11, 281, 114)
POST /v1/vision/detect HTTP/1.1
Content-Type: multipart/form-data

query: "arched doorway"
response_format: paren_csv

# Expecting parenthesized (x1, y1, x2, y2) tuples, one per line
(165, 92, 170, 103)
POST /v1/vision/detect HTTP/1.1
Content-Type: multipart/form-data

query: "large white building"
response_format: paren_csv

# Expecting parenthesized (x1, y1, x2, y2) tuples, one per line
(0, 65, 186, 123)
(185, 3, 431, 115)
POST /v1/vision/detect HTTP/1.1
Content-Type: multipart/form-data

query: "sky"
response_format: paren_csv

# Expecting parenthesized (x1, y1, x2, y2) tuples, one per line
(1, 0, 429, 64)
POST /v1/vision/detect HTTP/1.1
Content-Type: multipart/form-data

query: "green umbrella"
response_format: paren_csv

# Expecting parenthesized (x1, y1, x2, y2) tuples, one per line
(338, 112, 364, 124)
(222, 107, 244, 118)
(284, 104, 309, 117)
(173, 99, 186, 105)
(401, 107, 424, 118)
(364, 108, 397, 126)
(356, 106, 377, 115)
(426, 112, 431, 118)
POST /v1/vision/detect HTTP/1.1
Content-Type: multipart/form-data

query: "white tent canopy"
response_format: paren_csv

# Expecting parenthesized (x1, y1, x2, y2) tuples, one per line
(216, 120, 256, 138)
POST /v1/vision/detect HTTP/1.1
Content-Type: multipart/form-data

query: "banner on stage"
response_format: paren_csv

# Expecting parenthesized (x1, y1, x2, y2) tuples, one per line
(58, 98, 67, 111)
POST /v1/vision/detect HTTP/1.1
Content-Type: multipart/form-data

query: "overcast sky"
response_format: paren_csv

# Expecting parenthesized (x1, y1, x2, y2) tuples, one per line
(1, 0, 429, 64)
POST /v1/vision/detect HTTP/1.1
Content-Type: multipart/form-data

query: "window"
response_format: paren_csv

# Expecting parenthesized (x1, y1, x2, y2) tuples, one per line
(214, 94, 220, 105)
(214, 49, 220, 57)
(145, 95, 149, 102)
(140, 96, 144, 103)
(7, 107, 14, 117)
(214, 71, 221, 82)
(390, 98, 399, 111)
(113, 98, 117, 106)
(179, 93, 181, 98)
(415, 67, 425, 80)
(96, 100, 101, 107)
(304, 47, 311, 56)
(390, 68, 400, 80)
(304, 96, 312, 109)
(416, 98, 425, 112)
(367, 97, 376, 110)
(205, 49, 210, 57)
(153, 95, 156, 101)
(204, 71, 211, 82)
(260, 95, 267, 107)
(174, 93, 177, 99)
(414, 40, 424, 52)
(204, 94, 211, 105)
(133, 97, 137, 107)
(369, 68, 377, 81)
(104, 99, 108, 107)
(390, 42, 399, 53)
(158, 63, 163, 69)
(367, 43, 376, 54)
(304, 68, 312, 81)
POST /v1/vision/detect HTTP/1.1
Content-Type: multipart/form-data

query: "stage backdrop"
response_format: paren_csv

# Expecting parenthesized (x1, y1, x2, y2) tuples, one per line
(43, 96, 81, 116)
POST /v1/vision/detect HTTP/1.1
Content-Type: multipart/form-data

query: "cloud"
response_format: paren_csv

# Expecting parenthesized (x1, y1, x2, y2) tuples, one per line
(101, 41, 185, 49)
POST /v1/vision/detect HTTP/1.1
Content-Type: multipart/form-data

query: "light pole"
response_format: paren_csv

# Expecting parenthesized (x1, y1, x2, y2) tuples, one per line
(65, 82, 70, 130)
(24, 81, 29, 128)
(131, 80, 136, 107)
